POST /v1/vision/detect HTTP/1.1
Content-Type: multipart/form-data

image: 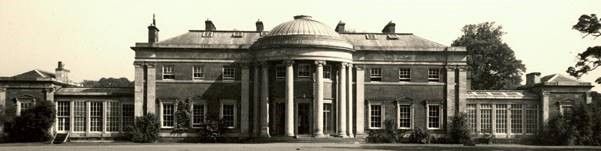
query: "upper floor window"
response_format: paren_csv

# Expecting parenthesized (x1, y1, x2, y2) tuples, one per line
(193, 66, 204, 80)
(323, 65, 331, 79)
(370, 68, 382, 81)
(162, 65, 175, 80)
(297, 64, 311, 78)
(231, 32, 243, 38)
(201, 31, 213, 38)
(275, 66, 285, 79)
(428, 68, 440, 81)
(399, 68, 411, 81)
(222, 66, 236, 80)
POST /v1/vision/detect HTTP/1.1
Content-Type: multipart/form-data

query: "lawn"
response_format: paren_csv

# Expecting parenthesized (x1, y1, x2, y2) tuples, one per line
(0, 143, 599, 151)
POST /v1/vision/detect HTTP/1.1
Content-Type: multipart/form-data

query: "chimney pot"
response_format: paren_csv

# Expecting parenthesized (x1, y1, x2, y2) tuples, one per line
(256, 19, 264, 32)
(526, 72, 542, 86)
(335, 21, 346, 33)
(147, 14, 159, 44)
(382, 21, 396, 34)
(205, 19, 216, 31)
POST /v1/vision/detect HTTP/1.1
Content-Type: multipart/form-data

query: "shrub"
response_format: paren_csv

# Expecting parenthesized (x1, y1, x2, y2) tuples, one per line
(4, 100, 56, 142)
(570, 103, 594, 145)
(171, 100, 191, 135)
(408, 127, 431, 144)
(537, 114, 575, 145)
(366, 119, 404, 143)
(198, 114, 227, 143)
(447, 113, 472, 144)
(125, 113, 160, 143)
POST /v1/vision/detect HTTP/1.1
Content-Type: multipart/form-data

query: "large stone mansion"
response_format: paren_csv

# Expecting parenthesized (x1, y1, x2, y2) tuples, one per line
(0, 15, 596, 142)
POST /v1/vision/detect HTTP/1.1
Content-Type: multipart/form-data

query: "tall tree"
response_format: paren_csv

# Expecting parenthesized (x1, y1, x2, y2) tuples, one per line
(567, 14, 601, 84)
(452, 22, 526, 90)
(82, 77, 133, 87)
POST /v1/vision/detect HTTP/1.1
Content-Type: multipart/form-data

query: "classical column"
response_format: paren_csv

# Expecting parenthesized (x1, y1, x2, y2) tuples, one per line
(146, 64, 157, 114)
(354, 66, 365, 136)
(337, 63, 348, 138)
(314, 60, 325, 137)
(457, 66, 468, 113)
(285, 60, 295, 136)
(253, 65, 260, 136)
(346, 64, 354, 137)
(133, 63, 145, 117)
(240, 65, 250, 137)
(260, 62, 271, 137)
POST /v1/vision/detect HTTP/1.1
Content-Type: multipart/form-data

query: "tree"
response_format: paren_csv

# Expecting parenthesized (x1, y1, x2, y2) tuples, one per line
(4, 101, 56, 142)
(447, 114, 472, 144)
(452, 22, 526, 90)
(82, 77, 134, 87)
(567, 14, 601, 84)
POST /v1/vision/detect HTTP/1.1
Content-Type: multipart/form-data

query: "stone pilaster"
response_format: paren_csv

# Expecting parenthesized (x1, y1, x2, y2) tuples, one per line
(45, 87, 55, 102)
(134, 63, 145, 117)
(260, 62, 271, 138)
(285, 60, 295, 137)
(457, 66, 468, 113)
(354, 66, 365, 136)
(69, 101, 74, 133)
(445, 66, 456, 131)
(0, 87, 6, 115)
(146, 63, 156, 114)
(253, 65, 260, 136)
(541, 91, 550, 123)
(240, 65, 250, 137)
(346, 64, 354, 137)
(337, 63, 348, 138)
(314, 60, 325, 137)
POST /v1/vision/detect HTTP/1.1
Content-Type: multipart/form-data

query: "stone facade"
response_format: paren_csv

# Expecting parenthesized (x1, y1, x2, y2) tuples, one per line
(0, 15, 597, 143)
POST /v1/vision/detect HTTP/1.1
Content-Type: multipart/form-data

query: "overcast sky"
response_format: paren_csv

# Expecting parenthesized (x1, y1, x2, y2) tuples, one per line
(1, 0, 600, 91)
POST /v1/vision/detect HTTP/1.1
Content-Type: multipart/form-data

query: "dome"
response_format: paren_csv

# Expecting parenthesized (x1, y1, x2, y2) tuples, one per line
(252, 15, 353, 50)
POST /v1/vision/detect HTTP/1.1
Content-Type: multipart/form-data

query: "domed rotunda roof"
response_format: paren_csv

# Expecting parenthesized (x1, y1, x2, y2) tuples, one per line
(251, 15, 353, 50)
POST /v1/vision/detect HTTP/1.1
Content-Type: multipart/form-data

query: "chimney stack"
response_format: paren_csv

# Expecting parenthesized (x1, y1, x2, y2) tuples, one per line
(205, 19, 216, 31)
(147, 14, 159, 44)
(526, 72, 541, 86)
(335, 21, 345, 33)
(256, 19, 264, 32)
(382, 21, 396, 34)
(55, 61, 70, 83)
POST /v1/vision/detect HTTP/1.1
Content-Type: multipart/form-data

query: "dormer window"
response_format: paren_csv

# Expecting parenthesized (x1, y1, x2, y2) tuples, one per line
(386, 34, 399, 40)
(365, 34, 377, 40)
(201, 31, 213, 38)
(232, 32, 243, 38)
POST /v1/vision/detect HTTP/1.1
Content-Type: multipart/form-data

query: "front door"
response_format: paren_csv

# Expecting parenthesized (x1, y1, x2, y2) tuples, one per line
(297, 103, 311, 135)
(270, 102, 286, 136)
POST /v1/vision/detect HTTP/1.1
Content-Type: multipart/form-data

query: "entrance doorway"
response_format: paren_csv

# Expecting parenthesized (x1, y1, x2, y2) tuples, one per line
(270, 102, 286, 136)
(297, 103, 311, 135)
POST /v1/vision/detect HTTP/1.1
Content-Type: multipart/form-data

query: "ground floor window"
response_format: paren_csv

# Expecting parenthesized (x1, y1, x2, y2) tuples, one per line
(466, 103, 537, 135)
(162, 103, 175, 128)
(427, 104, 441, 129)
(57, 101, 70, 132)
(369, 104, 383, 129)
(495, 104, 507, 134)
(398, 104, 412, 129)
(107, 102, 121, 132)
(221, 103, 236, 129)
(74, 101, 86, 132)
(90, 102, 103, 132)
(192, 104, 206, 128)
(122, 104, 134, 128)
(466, 104, 477, 133)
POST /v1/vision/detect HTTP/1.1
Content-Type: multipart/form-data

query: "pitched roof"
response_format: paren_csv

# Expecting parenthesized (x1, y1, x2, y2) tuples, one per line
(540, 74, 591, 86)
(12, 69, 55, 80)
(341, 33, 449, 51)
(466, 90, 538, 100)
(144, 30, 457, 52)
(55, 87, 133, 96)
(155, 30, 262, 49)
